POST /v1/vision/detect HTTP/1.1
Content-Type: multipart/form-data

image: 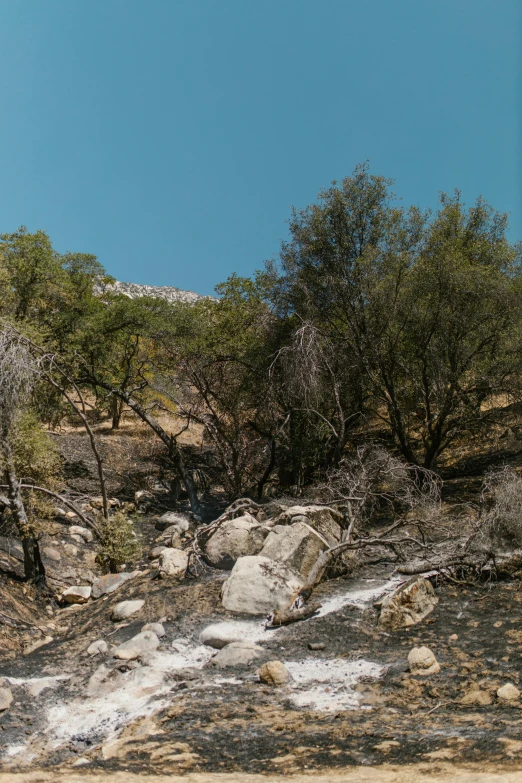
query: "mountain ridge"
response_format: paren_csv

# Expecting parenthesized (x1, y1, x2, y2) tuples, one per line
(96, 279, 213, 304)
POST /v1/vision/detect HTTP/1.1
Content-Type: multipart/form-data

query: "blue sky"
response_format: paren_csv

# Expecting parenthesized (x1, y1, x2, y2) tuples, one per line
(0, 0, 519, 295)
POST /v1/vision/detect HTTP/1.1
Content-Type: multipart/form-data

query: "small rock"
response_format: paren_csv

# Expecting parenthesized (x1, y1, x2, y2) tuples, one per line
(460, 688, 492, 706)
(308, 642, 326, 651)
(379, 578, 439, 629)
(65, 511, 78, 519)
(63, 544, 78, 557)
(111, 599, 145, 621)
(142, 622, 166, 637)
(408, 646, 440, 675)
(113, 631, 160, 661)
(90, 497, 104, 510)
(497, 683, 520, 702)
(156, 512, 191, 532)
(0, 686, 13, 711)
(257, 661, 289, 686)
(62, 585, 92, 604)
(24, 636, 54, 655)
(69, 525, 94, 543)
(211, 641, 264, 668)
(171, 638, 190, 652)
(158, 548, 188, 580)
(42, 547, 61, 562)
(200, 622, 254, 649)
(92, 571, 139, 599)
(449, 634, 458, 642)
(87, 639, 109, 656)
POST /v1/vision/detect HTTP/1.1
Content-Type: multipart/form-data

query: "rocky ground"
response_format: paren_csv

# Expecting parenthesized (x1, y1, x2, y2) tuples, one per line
(1, 426, 522, 779)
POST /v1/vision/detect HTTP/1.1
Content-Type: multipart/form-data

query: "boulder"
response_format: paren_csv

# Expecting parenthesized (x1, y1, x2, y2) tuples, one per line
(221, 555, 303, 615)
(158, 548, 188, 580)
(205, 514, 269, 569)
(113, 631, 160, 661)
(87, 639, 109, 656)
(378, 578, 438, 629)
(62, 585, 92, 604)
(111, 599, 145, 621)
(142, 622, 166, 637)
(277, 506, 342, 545)
(200, 621, 257, 649)
(408, 646, 440, 675)
(156, 512, 192, 532)
(257, 660, 289, 686)
(211, 641, 264, 668)
(497, 683, 520, 701)
(69, 525, 94, 543)
(92, 571, 139, 599)
(260, 521, 327, 578)
(0, 686, 13, 711)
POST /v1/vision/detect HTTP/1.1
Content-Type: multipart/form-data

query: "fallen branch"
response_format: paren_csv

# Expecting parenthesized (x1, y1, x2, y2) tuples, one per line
(268, 601, 322, 627)
(0, 484, 102, 539)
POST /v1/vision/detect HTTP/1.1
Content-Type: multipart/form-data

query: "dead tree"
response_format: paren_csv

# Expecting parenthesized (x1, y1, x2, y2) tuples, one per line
(0, 331, 45, 584)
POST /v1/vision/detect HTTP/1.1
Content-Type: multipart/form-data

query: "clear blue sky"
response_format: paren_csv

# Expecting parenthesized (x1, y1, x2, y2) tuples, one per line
(0, 1, 519, 295)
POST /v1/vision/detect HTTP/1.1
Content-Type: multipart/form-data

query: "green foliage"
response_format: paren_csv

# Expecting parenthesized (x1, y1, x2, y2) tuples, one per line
(97, 510, 142, 572)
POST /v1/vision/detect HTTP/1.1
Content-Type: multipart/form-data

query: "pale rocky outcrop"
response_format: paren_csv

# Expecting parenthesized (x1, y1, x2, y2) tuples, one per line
(205, 514, 269, 569)
(221, 555, 303, 615)
(260, 521, 327, 579)
(378, 578, 438, 629)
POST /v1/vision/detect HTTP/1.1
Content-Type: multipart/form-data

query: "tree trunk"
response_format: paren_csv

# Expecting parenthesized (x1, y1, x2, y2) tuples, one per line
(111, 396, 124, 430)
(3, 440, 46, 585)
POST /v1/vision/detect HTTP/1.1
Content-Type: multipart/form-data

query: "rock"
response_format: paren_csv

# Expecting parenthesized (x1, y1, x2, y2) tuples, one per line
(200, 621, 255, 649)
(156, 512, 192, 532)
(171, 638, 190, 652)
(378, 578, 439, 629)
(24, 636, 54, 655)
(65, 511, 77, 519)
(149, 546, 168, 559)
(211, 641, 263, 668)
(308, 642, 326, 651)
(87, 639, 109, 655)
(260, 521, 327, 578)
(408, 646, 440, 675)
(158, 548, 188, 580)
(42, 547, 61, 562)
(277, 505, 342, 545)
(69, 525, 94, 543)
(92, 571, 139, 599)
(257, 660, 289, 686)
(113, 631, 160, 661)
(460, 688, 492, 706)
(62, 585, 92, 604)
(156, 526, 183, 548)
(111, 599, 145, 621)
(90, 497, 104, 510)
(142, 622, 165, 637)
(221, 555, 303, 615)
(0, 686, 13, 711)
(497, 683, 520, 701)
(205, 514, 269, 569)
(63, 543, 78, 557)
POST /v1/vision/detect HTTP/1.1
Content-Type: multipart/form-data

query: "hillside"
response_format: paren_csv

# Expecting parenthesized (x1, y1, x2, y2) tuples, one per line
(95, 279, 213, 304)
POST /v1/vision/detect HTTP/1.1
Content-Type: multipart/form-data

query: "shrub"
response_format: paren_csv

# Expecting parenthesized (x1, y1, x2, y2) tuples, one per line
(97, 510, 142, 572)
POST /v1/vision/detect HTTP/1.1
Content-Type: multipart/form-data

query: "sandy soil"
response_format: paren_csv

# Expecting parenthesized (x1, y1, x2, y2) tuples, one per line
(1, 766, 522, 782)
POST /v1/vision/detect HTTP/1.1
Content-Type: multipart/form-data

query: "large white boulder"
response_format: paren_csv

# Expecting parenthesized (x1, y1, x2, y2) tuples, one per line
(260, 521, 327, 579)
(221, 555, 303, 615)
(158, 548, 188, 580)
(205, 514, 269, 569)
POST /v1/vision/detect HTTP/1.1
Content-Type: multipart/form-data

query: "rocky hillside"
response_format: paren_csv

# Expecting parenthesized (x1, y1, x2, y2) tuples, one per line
(95, 279, 212, 304)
